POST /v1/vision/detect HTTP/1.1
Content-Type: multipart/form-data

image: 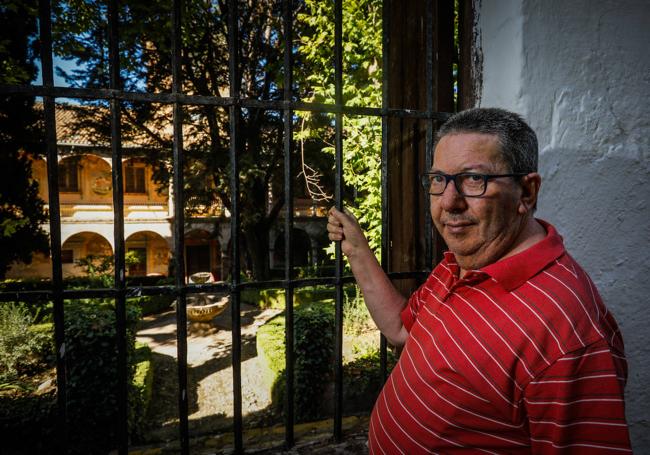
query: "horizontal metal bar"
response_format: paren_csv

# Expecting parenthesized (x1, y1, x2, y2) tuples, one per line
(0, 271, 430, 302)
(0, 84, 451, 120)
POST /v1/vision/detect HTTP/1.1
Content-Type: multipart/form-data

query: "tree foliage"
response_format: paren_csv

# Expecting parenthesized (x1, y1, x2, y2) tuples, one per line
(0, 0, 49, 279)
(296, 0, 383, 255)
(52, 0, 326, 280)
(49, 0, 383, 279)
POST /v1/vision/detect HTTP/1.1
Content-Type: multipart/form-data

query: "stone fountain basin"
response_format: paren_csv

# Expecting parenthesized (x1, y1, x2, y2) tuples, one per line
(187, 295, 229, 322)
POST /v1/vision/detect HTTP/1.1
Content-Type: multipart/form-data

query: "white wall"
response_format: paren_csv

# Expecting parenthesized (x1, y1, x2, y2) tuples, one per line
(478, 0, 650, 450)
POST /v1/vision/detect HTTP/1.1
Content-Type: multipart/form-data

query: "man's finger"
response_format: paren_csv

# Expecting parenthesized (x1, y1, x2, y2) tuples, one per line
(329, 206, 355, 227)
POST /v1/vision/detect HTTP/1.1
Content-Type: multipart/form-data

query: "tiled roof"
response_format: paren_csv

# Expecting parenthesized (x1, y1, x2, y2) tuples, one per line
(54, 103, 162, 149)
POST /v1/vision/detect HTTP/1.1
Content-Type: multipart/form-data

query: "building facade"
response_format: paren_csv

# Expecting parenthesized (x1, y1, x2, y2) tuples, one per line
(7, 105, 329, 281)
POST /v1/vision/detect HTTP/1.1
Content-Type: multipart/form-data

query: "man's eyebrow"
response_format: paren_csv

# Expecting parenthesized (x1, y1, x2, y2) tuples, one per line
(429, 164, 494, 173)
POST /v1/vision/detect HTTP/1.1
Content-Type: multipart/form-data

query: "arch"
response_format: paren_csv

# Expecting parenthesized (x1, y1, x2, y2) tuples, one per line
(58, 154, 113, 196)
(61, 231, 113, 257)
(125, 231, 170, 277)
(60, 231, 113, 277)
(124, 224, 171, 246)
(61, 225, 115, 250)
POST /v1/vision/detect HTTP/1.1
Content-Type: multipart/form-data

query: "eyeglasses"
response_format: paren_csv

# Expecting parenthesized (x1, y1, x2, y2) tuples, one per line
(421, 172, 528, 197)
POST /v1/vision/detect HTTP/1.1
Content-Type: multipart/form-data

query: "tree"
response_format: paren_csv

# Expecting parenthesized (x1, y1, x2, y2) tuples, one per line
(296, 0, 383, 256)
(51, 0, 385, 280)
(0, 0, 49, 279)
(53, 0, 333, 281)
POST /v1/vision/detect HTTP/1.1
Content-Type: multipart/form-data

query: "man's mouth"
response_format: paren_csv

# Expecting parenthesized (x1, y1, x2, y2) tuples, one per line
(443, 220, 475, 234)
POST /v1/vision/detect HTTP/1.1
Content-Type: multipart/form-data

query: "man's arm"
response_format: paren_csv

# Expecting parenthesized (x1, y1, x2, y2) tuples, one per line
(524, 340, 631, 453)
(327, 207, 408, 347)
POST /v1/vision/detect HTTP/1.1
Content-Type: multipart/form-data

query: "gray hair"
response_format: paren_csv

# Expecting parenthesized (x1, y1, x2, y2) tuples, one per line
(436, 108, 538, 173)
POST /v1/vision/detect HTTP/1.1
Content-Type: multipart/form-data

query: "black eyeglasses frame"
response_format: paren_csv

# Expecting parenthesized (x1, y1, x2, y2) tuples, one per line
(421, 171, 529, 197)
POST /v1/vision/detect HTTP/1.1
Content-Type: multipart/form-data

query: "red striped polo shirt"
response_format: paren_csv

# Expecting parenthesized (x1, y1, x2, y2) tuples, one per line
(369, 220, 631, 454)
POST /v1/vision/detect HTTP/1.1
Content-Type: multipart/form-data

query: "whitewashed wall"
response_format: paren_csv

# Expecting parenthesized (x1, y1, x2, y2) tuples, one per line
(477, 0, 650, 450)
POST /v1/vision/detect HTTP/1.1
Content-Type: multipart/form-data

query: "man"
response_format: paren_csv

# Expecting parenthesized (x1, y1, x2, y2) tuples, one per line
(327, 108, 631, 453)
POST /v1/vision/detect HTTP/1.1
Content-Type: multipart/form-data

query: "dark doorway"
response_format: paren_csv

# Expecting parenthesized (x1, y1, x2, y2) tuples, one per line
(186, 244, 211, 276)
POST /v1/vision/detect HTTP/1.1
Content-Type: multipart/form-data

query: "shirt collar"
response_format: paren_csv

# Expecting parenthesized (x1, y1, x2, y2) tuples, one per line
(480, 219, 565, 291)
(441, 219, 566, 292)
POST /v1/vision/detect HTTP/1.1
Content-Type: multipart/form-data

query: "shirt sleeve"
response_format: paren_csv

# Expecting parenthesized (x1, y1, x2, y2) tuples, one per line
(524, 339, 631, 454)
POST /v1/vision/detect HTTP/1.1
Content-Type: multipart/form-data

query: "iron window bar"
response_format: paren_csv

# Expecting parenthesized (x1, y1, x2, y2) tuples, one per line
(227, 0, 244, 452)
(380, 0, 391, 386)
(171, 0, 191, 453)
(36, 1, 66, 453)
(282, 0, 295, 448)
(106, 1, 129, 453)
(0, 0, 458, 453)
(0, 84, 451, 120)
(0, 272, 428, 304)
(333, 0, 345, 443)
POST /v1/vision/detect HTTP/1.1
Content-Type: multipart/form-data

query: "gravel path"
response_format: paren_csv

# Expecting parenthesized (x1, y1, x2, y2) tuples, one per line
(135, 298, 284, 442)
(134, 297, 372, 453)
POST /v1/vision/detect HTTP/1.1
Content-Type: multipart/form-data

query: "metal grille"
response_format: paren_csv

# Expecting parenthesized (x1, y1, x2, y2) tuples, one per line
(0, 0, 466, 453)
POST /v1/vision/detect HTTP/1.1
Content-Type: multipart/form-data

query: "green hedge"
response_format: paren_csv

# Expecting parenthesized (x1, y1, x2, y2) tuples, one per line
(127, 294, 174, 316)
(0, 299, 148, 454)
(257, 302, 335, 422)
(257, 300, 397, 420)
(342, 348, 397, 413)
(64, 299, 142, 453)
(242, 285, 356, 310)
(129, 342, 154, 440)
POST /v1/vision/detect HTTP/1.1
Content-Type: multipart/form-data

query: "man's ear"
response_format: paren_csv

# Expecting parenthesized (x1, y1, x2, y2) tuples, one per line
(518, 172, 541, 214)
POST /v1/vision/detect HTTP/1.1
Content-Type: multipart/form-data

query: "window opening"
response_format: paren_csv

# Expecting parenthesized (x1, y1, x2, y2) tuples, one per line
(58, 158, 79, 192)
(124, 161, 146, 194)
(0, 0, 466, 453)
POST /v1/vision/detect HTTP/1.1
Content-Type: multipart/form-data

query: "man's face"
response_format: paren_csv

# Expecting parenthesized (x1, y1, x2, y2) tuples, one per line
(430, 132, 526, 271)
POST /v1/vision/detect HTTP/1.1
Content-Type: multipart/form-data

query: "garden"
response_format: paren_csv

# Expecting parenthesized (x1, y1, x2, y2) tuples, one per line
(0, 274, 395, 454)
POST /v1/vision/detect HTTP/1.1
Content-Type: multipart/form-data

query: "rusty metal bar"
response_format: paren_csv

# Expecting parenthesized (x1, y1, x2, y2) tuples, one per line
(282, 0, 295, 448)
(107, 0, 128, 453)
(333, 0, 344, 443)
(227, 0, 243, 452)
(171, 0, 190, 453)
(37, 0, 66, 451)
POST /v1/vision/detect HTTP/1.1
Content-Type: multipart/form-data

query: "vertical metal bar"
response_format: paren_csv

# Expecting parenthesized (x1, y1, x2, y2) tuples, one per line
(38, 1, 66, 452)
(171, 1, 190, 453)
(379, 0, 390, 383)
(424, 0, 434, 269)
(333, 0, 344, 443)
(282, 0, 295, 448)
(228, 0, 243, 452)
(107, 1, 128, 453)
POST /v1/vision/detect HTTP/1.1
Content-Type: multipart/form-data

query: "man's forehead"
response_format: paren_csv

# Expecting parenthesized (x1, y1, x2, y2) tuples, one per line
(432, 132, 505, 170)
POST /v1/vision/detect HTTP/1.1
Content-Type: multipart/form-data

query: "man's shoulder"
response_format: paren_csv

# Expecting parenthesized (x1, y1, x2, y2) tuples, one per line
(521, 252, 614, 353)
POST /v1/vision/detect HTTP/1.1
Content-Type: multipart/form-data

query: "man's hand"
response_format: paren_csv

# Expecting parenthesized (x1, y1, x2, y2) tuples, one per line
(327, 207, 372, 259)
(327, 206, 408, 347)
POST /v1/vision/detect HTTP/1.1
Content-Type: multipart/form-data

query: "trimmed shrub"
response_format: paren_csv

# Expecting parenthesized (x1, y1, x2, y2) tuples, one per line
(127, 294, 174, 316)
(257, 302, 335, 422)
(0, 303, 51, 382)
(0, 390, 57, 454)
(0, 308, 151, 454)
(342, 348, 397, 413)
(64, 299, 141, 454)
(129, 342, 154, 441)
(243, 285, 356, 310)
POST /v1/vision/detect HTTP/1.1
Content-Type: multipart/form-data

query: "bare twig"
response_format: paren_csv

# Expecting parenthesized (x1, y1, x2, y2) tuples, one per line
(298, 116, 332, 202)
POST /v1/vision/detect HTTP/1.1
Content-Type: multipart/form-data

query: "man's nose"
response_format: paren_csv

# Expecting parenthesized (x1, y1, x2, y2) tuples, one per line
(438, 179, 467, 211)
